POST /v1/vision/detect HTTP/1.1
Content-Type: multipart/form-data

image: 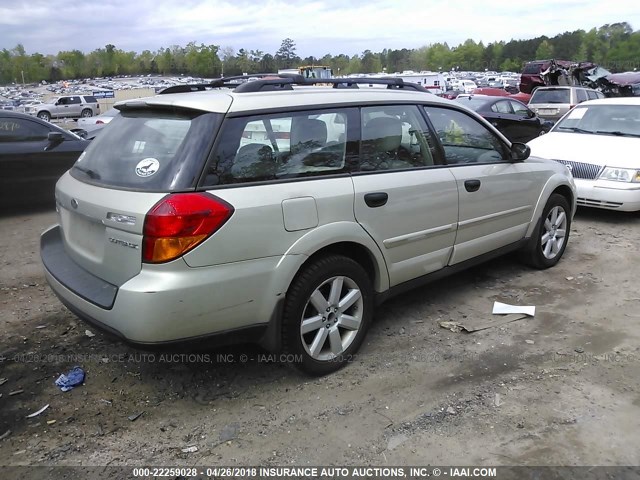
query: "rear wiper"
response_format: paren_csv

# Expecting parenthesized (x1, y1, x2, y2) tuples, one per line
(73, 165, 101, 179)
(594, 130, 640, 138)
(557, 126, 594, 134)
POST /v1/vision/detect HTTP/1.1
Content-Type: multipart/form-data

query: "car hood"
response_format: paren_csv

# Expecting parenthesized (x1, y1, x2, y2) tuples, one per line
(528, 132, 640, 168)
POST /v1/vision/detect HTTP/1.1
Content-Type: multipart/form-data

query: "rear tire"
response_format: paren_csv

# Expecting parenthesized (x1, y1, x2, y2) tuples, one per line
(81, 109, 93, 118)
(37, 111, 51, 122)
(282, 255, 373, 376)
(521, 193, 571, 269)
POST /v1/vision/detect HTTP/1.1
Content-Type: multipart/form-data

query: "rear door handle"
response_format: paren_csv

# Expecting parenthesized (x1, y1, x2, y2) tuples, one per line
(364, 192, 388, 208)
(464, 179, 481, 192)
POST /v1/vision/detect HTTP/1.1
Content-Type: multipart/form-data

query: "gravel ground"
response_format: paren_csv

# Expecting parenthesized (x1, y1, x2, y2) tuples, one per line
(0, 205, 639, 474)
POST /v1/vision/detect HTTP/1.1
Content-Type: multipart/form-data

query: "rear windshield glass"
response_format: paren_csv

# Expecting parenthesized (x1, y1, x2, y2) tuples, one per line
(71, 109, 221, 191)
(530, 89, 570, 104)
(454, 97, 489, 111)
(522, 63, 543, 74)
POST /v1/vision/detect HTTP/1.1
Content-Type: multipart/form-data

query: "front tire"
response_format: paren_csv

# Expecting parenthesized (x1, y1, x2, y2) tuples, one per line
(282, 255, 373, 376)
(521, 193, 571, 269)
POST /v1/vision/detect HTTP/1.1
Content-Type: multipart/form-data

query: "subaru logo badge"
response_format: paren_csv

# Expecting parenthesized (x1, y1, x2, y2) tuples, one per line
(71, 198, 79, 209)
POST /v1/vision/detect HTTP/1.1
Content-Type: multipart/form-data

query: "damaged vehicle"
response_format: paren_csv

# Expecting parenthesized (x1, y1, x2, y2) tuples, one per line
(598, 72, 640, 98)
(520, 59, 609, 94)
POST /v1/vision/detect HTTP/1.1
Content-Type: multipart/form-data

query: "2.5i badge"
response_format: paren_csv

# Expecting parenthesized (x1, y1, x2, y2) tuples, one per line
(135, 158, 160, 177)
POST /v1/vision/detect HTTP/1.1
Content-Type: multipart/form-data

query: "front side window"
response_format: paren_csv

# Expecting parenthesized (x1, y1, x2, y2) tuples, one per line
(0, 118, 50, 142)
(493, 101, 512, 114)
(510, 100, 530, 117)
(424, 106, 507, 164)
(359, 105, 438, 172)
(204, 108, 353, 186)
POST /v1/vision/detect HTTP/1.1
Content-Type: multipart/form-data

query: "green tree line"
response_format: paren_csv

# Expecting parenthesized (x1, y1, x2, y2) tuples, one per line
(1, 22, 638, 85)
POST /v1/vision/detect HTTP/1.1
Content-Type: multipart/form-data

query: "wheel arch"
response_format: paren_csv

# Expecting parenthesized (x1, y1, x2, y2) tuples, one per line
(297, 241, 380, 290)
(526, 176, 576, 238)
(259, 230, 388, 354)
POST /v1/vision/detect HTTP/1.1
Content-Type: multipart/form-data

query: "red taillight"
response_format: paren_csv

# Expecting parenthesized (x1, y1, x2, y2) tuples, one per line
(96, 120, 104, 124)
(274, 132, 290, 140)
(142, 193, 233, 263)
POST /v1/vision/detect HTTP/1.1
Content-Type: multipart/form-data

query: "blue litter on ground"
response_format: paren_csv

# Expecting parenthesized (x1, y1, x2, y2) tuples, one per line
(55, 366, 85, 392)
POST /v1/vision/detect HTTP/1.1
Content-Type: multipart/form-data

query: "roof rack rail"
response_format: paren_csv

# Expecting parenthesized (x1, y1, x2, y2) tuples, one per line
(159, 74, 430, 95)
(158, 73, 294, 95)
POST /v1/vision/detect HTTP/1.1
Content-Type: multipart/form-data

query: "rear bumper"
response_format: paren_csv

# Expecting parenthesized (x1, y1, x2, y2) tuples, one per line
(574, 179, 640, 211)
(41, 225, 296, 345)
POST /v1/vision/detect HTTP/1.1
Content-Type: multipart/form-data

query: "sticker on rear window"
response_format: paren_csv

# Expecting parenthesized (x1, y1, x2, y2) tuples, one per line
(135, 158, 160, 177)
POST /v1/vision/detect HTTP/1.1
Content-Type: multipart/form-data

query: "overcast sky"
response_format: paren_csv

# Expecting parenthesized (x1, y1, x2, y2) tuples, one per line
(2, 0, 639, 58)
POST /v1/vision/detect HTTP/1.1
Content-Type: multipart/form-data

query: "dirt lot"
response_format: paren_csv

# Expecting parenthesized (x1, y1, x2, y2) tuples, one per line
(1, 206, 639, 473)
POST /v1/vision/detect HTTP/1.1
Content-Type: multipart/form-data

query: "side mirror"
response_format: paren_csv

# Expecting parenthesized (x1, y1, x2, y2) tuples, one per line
(45, 131, 64, 150)
(510, 142, 530, 161)
(527, 109, 535, 118)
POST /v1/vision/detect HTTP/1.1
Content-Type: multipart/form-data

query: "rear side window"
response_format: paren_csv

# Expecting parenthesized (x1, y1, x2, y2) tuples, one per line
(587, 90, 599, 100)
(576, 89, 588, 103)
(67, 97, 81, 104)
(71, 110, 221, 191)
(522, 63, 543, 74)
(203, 108, 355, 186)
(530, 89, 571, 104)
(359, 105, 439, 171)
(83, 96, 98, 103)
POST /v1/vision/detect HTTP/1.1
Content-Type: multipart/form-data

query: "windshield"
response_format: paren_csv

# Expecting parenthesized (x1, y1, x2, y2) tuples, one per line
(553, 104, 640, 137)
(71, 109, 222, 191)
(530, 88, 570, 104)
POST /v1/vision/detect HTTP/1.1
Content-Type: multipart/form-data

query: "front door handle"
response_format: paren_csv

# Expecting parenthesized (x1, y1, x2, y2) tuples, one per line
(364, 192, 388, 208)
(464, 179, 481, 192)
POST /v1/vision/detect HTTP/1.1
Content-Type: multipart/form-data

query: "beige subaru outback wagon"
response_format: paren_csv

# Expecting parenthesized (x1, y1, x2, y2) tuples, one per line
(41, 75, 577, 375)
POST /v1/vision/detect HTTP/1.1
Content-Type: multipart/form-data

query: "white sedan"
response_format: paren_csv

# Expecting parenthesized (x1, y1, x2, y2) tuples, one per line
(528, 97, 640, 211)
(76, 107, 118, 132)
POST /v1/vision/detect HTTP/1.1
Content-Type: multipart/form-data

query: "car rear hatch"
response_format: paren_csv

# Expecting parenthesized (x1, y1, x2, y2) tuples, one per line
(529, 88, 571, 118)
(49, 101, 227, 293)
